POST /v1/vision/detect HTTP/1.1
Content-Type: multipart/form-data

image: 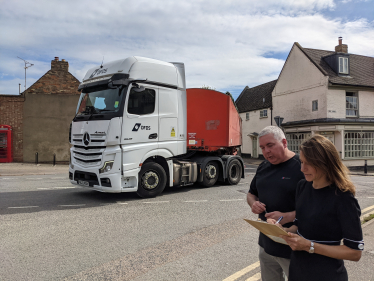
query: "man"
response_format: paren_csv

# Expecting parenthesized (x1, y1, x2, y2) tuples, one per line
(247, 126, 304, 280)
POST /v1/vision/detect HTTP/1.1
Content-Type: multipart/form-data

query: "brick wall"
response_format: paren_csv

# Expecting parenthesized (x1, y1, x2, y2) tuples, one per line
(27, 57, 80, 95)
(0, 95, 24, 161)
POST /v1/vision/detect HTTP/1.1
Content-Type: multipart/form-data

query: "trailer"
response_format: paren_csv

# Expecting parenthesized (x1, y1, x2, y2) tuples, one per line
(69, 57, 244, 197)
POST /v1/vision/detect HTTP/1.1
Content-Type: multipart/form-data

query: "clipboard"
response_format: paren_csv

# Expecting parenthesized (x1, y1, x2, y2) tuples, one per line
(244, 219, 290, 245)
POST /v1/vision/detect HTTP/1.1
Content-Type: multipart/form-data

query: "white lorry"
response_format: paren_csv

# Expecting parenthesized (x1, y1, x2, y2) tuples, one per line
(69, 56, 244, 197)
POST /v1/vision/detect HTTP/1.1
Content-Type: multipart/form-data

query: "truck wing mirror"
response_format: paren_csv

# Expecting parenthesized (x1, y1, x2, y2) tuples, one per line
(132, 83, 145, 92)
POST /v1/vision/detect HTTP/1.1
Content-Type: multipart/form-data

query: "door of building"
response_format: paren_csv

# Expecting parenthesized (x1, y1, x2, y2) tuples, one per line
(252, 137, 258, 158)
(0, 125, 13, 163)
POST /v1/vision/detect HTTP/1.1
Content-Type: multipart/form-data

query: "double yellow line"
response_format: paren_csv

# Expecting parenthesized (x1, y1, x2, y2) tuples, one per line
(361, 204, 374, 222)
(222, 261, 261, 281)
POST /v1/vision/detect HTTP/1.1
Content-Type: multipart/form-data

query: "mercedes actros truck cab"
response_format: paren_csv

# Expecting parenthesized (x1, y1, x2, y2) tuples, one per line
(69, 56, 244, 198)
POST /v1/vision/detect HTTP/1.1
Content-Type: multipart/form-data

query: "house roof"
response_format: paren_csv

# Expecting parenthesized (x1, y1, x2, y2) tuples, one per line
(235, 80, 276, 113)
(296, 43, 374, 88)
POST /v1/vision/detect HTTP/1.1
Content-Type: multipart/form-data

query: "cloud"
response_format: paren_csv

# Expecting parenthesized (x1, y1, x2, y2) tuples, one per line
(0, 0, 373, 99)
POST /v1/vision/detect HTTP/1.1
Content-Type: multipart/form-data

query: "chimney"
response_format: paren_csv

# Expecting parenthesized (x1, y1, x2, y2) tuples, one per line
(335, 37, 348, 53)
(51, 56, 69, 72)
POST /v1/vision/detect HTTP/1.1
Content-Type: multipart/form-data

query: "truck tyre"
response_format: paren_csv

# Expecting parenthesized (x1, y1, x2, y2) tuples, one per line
(227, 159, 242, 185)
(201, 161, 219, 187)
(137, 162, 167, 198)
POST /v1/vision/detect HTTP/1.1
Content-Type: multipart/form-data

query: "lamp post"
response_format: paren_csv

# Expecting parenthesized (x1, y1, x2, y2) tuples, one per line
(17, 57, 34, 93)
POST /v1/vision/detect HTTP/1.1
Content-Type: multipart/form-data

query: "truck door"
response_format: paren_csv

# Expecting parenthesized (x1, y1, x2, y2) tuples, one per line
(122, 85, 159, 145)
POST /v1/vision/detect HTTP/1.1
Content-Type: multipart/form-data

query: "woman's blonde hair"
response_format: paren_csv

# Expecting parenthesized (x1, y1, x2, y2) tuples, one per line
(300, 134, 356, 195)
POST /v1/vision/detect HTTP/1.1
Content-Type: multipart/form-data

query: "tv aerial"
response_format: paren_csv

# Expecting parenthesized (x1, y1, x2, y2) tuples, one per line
(17, 56, 34, 92)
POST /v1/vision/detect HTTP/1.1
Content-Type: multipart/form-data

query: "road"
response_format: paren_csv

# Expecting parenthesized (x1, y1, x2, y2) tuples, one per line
(1, 164, 374, 280)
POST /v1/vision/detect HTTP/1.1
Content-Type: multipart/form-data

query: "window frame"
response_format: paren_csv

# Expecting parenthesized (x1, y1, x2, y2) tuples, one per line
(127, 87, 156, 116)
(344, 131, 374, 158)
(339, 57, 349, 74)
(246, 112, 250, 120)
(260, 109, 268, 118)
(346, 92, 358, 117)
(312, 100, 318, 111)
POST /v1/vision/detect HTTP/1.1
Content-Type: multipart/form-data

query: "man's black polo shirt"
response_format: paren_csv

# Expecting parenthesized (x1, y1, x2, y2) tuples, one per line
(249, 155, 304, 259)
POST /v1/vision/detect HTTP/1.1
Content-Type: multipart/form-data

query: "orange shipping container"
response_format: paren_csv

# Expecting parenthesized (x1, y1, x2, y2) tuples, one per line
(186, 88, 242, 153)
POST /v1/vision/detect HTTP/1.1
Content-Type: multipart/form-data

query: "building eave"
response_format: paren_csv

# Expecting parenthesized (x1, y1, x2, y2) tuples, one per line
(282, 118, 374, 127)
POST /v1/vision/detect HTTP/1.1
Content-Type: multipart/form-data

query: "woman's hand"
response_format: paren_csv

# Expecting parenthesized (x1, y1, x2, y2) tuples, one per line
(280, 233, 310, 251)
(267, 218, 283, 229)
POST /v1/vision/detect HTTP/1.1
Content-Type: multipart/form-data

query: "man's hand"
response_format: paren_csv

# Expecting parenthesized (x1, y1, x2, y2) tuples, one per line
(251, 201, 266, 214)
(265, 211, 283, 221)
(280, 233, 310, 251)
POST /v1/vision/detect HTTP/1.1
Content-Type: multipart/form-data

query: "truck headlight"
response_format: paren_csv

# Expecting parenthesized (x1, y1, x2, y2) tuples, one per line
(99, 161, 114, 174)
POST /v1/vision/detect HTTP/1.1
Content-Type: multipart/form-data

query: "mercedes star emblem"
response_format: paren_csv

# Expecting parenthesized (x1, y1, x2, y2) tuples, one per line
(83, 132, 90, 146)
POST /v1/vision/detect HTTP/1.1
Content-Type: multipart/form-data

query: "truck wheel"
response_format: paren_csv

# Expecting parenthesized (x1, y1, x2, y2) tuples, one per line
(137, 162, 167, 198)
(201, 161, 219, 187)
(227, 159, 242, 185)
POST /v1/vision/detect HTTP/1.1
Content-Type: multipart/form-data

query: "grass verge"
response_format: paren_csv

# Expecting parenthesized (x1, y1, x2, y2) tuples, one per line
(362, 214, 374, 225)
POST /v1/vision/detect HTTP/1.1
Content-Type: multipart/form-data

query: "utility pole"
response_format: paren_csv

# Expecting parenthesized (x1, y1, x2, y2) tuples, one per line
(17, 57, 34, 92)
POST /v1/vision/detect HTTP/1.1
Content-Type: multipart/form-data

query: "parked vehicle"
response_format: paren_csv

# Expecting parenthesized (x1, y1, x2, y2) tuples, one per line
(69, 57, 244, 197)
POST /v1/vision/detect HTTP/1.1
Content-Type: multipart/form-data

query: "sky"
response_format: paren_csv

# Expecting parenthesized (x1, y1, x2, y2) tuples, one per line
(1, 0, 374, 100)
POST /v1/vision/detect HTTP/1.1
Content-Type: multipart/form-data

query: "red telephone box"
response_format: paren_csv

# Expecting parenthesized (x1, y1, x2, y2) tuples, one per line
(0, 125, 13, 163)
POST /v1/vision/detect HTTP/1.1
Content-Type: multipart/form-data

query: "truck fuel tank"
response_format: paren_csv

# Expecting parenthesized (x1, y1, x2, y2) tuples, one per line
(173, 161, 198, 186)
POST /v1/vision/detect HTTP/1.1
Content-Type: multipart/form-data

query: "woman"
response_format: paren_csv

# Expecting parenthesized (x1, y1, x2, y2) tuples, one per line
(269, 135, 363, 281)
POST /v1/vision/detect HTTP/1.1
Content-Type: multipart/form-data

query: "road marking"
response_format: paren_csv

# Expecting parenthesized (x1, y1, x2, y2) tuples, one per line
(8, 206, 39, 209)
(222, 261, 260, 281)
(26, 178, 43, 180)
(184, 200, 208, 203)
(50, 177, 67, 179)
(37, 187, 76, 190)
(245, 272, 261, 281)
(142, 201, 169, 204)
(238, 183, 247, 185)
(59, 204, 86, 207)
(361, 205, 374, 214)
(220, 199, 244, 202)
(368, 197, 374, 199)
(116, 202, 128, 205)
(0, 178, 15, 180)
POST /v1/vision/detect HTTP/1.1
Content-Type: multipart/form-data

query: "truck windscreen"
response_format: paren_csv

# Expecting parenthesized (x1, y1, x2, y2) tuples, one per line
(74, 85, 127, 121)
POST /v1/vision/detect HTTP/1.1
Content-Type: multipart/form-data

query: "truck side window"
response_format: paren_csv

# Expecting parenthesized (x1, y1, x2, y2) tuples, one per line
(128, 88, 156, 115)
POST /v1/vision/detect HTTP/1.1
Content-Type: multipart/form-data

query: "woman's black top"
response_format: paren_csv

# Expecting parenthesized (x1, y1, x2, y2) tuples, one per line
(289, 180, 364, 281)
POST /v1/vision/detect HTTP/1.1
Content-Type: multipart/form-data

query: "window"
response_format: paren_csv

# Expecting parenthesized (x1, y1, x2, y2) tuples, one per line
(339, 57, 348, 74)
(312, 100, 318, 111)
(345, 131, 374, 158)
(346, 92, 358, 117)
(246, 112, 249, 120)
(260, 109, 268, 118)
(286, 133, 311, 153)
(128, 88, 156, 115)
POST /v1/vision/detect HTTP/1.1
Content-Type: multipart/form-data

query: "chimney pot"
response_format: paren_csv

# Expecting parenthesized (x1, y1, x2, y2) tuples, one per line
(61, 59, 66, 62)
(55, 57, 59, 61)
(338, 37, 342, 45)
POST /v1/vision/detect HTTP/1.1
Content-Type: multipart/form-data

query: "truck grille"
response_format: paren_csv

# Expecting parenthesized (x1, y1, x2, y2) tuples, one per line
(72, 145, 106, 167)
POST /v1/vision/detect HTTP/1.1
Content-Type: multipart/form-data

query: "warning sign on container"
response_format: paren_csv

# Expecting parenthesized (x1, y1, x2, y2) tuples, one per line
(171, 127, 175, 137)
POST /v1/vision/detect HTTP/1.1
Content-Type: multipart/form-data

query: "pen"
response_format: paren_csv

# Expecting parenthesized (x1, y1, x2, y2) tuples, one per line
(276, 216, 283, 224)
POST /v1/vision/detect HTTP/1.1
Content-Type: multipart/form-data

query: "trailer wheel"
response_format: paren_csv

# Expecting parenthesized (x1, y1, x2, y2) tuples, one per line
(201, 161, 219, 187)
(227, 159, 242, 185)
(137, 162, 167, 198)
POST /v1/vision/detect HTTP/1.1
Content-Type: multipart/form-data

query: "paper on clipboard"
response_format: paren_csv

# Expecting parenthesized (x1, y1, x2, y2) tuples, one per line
(244, 219, 290, 245)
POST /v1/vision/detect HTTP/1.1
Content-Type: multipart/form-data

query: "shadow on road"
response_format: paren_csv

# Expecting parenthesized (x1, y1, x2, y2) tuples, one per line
(0, 184, 206, 215)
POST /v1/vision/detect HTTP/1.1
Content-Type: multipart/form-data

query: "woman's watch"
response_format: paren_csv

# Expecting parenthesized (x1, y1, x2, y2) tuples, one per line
(308, 241, 315, 254)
